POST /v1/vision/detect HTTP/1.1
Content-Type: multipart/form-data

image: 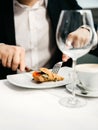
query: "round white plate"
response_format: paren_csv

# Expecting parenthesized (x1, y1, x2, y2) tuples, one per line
(7, 67, 72, 89)
(66, 84, 98, 97)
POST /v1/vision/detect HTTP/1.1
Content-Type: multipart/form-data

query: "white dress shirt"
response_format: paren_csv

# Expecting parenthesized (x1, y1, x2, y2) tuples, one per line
(13, 0, 55, 70)
(13, 0, 98, 71)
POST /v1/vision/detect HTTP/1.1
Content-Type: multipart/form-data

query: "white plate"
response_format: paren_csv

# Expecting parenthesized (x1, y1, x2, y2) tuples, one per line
(7, 67, 72, 89)
(66, 84, 98, 97)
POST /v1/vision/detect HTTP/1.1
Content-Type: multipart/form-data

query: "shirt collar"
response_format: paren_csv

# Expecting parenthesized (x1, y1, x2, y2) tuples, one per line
(14, 0, 46, 9)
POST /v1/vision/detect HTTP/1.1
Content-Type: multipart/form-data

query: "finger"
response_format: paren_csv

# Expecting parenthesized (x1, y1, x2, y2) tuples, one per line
(82, 36, 89, 47)
(0, 54, 2, 64)
(66, 39, 73, 47)
(19, 48, 25, 72)
(7, 54, 13, 68)
(12, 53, 20, 71)
(73, 37, 84, 48)
(73, 40, 80, 48)
(66, 35, 73, 48)
(69, 34, 80, 48)
(2, 54, 8, 67)
(62, 54, 70, 62)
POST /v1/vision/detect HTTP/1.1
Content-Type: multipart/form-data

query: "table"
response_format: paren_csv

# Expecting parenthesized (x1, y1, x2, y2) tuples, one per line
(0, 79, 98, 130)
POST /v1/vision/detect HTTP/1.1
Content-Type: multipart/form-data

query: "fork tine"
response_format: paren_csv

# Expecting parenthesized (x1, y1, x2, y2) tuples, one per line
(52, 61, 63, 74)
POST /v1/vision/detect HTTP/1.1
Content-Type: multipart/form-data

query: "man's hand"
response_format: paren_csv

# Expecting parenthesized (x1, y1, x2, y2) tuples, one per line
(0, 44, 25, 71)
(66, 27, 91, 48)
(62, 27, 91, 62)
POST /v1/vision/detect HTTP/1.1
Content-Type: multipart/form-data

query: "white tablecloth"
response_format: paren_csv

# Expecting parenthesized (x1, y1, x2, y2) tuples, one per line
(0, 79, 98, 130)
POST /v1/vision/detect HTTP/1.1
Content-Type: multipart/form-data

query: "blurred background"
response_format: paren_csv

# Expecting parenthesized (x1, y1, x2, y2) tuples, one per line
(77, 0, 98, 25)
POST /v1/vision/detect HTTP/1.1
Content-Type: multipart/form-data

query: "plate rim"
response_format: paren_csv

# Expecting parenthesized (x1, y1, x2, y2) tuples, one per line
(7, 67, 72, 89)
(66, 84, 98, 97)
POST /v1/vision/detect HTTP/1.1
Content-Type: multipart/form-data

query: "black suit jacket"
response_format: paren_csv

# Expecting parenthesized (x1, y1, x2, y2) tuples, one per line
(0, 0, 91, 79)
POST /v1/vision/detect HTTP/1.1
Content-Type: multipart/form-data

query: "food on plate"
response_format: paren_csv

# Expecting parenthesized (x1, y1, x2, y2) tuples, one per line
(32, 67, 64, 82)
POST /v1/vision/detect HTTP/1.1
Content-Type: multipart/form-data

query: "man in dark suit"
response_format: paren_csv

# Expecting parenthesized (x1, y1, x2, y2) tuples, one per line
(0, 0, 97, 79)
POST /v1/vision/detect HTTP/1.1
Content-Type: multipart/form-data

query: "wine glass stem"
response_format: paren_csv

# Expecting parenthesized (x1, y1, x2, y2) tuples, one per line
(72, 60, 77, 100)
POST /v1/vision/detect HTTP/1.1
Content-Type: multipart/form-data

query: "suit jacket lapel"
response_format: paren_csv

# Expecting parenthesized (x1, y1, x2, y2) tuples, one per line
(0, 0, 16, 45)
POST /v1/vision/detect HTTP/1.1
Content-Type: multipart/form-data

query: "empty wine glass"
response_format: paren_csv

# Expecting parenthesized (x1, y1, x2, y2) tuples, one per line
(56, 10, 97, 108)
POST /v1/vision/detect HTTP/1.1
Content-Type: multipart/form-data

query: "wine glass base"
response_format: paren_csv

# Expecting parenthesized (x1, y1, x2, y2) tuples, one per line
(59, 97, 86, 108)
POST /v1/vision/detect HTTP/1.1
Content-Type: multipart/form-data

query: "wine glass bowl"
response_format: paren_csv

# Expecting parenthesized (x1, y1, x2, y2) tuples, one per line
(56, 10, 96, 107)
(56, 10, 95, 61)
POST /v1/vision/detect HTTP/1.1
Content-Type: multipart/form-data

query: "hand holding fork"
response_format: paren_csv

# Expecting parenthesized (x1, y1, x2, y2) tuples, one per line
(52, 54, 69, 74)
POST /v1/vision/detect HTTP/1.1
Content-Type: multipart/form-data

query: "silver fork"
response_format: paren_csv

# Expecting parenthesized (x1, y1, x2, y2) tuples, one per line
(52, 61, 63, 74)
(25, 62, 63, 74)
